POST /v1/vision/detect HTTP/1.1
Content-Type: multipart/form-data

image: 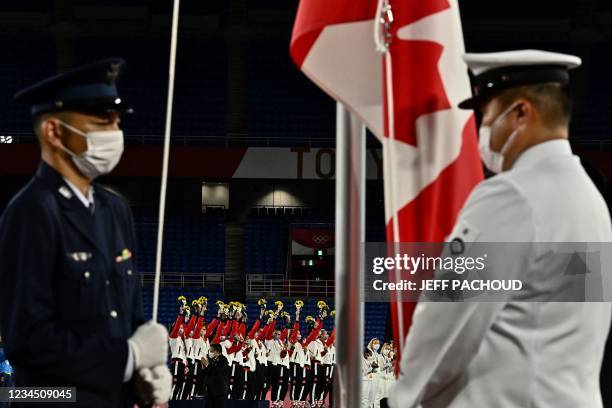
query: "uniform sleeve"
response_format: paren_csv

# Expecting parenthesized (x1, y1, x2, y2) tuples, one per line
(185, 315, 198, 336)
(289, 322, 300, 344)
(279, 328, 289, 341)
(325, 328, 335, 347)
(303, 320, 322, 347)
(265, 320, 277, 341)
(169, 314, 184, 338)
(226, 341, 243, 355)
(256, 323, 269, 341)
(193, 316, 205, 339)
(0, 203, 128, 393)
(204, 318, 219, 339)
(247, 319, 261, 339)
(388, 178, 536, 408)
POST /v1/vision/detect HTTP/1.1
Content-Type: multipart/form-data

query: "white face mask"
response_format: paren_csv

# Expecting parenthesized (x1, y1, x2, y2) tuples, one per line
(478, 103, 521, 174)
(57, 120, 124, 180)
(373, 344, 380, 351)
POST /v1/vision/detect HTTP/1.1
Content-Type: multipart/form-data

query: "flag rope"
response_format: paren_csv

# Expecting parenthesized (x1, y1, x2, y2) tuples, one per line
(383, 50, 405, 352)
(152, 0, 181, 322)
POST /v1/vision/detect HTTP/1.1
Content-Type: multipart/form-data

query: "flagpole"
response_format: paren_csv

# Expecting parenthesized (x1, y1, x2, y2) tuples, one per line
(335, 102, 365, 408)
(152, 0, 180, 323)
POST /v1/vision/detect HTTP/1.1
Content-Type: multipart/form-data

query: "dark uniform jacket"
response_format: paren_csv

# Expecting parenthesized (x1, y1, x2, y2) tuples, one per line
(204, 354, 230, 398)
(0, 162, 144, 407)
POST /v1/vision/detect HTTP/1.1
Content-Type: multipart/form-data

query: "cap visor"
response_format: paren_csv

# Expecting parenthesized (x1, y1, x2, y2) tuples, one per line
(458, 95, 484, 110)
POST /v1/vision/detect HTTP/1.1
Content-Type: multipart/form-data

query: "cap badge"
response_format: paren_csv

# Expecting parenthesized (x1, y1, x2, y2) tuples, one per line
(106, 63, 120, 85)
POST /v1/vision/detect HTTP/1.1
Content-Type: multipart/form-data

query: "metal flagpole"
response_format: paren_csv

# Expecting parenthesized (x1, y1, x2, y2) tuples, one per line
(334, 102, 365, 408)
(152, 0, 181, 323)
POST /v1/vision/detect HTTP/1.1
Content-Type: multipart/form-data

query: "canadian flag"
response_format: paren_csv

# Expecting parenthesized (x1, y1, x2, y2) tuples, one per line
(291, 0, 483, 361)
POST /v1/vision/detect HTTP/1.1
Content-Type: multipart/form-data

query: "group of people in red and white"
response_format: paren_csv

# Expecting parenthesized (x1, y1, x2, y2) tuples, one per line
(168, 296, 336, 407)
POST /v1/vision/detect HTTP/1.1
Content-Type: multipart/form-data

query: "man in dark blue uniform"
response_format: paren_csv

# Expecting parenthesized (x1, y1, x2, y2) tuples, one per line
(0, 59, 171, 407)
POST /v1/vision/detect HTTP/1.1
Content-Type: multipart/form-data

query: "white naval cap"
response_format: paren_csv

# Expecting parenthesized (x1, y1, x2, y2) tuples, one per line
(458, 49, 582, 109)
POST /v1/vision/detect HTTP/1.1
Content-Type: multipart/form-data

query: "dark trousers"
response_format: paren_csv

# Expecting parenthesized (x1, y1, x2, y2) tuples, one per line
(241, 369, 255, 400)
(230, 368, 255, 400)
(311, 362, 327, 403)
(254, 363, 268, 400)
(171, 359, 187, 400)
(323, 364, 334, 399)
(227, 362, 240, 399)
(269, 364, 289, 402)
(290, 363, 311, 401)
(324, 364, 335, 406)
(186, 358, 204, 398)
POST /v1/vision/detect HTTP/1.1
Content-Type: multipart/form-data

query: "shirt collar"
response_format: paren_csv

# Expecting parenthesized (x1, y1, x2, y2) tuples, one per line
(511, 139, 572, 171)
(62, 177, 94, 209)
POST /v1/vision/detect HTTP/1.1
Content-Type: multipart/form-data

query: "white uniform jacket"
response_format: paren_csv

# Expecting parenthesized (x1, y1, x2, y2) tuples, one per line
(389, 140, 612, 408)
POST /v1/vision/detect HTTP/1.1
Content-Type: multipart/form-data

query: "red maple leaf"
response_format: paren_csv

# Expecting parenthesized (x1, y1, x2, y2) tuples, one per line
(383, 0, 452, 146)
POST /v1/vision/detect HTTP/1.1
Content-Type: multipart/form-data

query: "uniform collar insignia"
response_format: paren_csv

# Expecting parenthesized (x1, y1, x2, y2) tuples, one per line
(59, 185, 73, 199)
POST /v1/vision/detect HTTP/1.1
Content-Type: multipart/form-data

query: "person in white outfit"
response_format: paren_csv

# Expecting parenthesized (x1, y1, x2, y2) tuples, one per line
(190, 326, 209, 398)
(362, 349, 375, 408)
(388, 50, 612, 408)
(366, 338, 385, 408)
(379, 343, 394, 399)
(169, 326, 188, 400)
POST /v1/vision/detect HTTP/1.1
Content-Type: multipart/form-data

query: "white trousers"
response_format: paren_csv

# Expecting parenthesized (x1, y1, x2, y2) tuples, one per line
(362, 378, 373, 408)
(368, 375, 383, 408)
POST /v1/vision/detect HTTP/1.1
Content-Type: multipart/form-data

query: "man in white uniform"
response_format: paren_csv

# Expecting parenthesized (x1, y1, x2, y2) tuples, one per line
(388, 50, 612, 408)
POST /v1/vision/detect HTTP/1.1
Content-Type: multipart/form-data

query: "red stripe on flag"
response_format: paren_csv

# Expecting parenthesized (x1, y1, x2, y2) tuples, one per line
(290, 0, 378, 68)
(381, 0, 453, 144)
(386, 115, 483, 351)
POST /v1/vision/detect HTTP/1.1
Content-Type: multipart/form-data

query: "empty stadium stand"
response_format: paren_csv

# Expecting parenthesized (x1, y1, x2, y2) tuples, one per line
(134, 214, 225, 274)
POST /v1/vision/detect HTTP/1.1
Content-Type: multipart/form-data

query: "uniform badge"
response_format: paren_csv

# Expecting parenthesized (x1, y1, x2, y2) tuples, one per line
(450, 238, 465, 255)
(59, 186, 73, 199)
(115, 248, 132, 263)
(69, 251, 92, 261)
(107, 63, 120, 84)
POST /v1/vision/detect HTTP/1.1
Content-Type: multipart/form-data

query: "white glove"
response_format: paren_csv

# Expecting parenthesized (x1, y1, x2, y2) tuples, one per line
(128, 321, 168, 370)
(138, 365, 172, 405)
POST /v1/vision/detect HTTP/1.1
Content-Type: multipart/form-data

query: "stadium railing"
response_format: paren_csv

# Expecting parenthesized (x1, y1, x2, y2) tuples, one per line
(246, 274, 335, 298)
(140, 271, 224, 291)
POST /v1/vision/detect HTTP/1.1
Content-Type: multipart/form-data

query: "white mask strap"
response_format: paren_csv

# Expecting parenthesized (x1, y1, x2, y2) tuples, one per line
(56, 119, 87, 137)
